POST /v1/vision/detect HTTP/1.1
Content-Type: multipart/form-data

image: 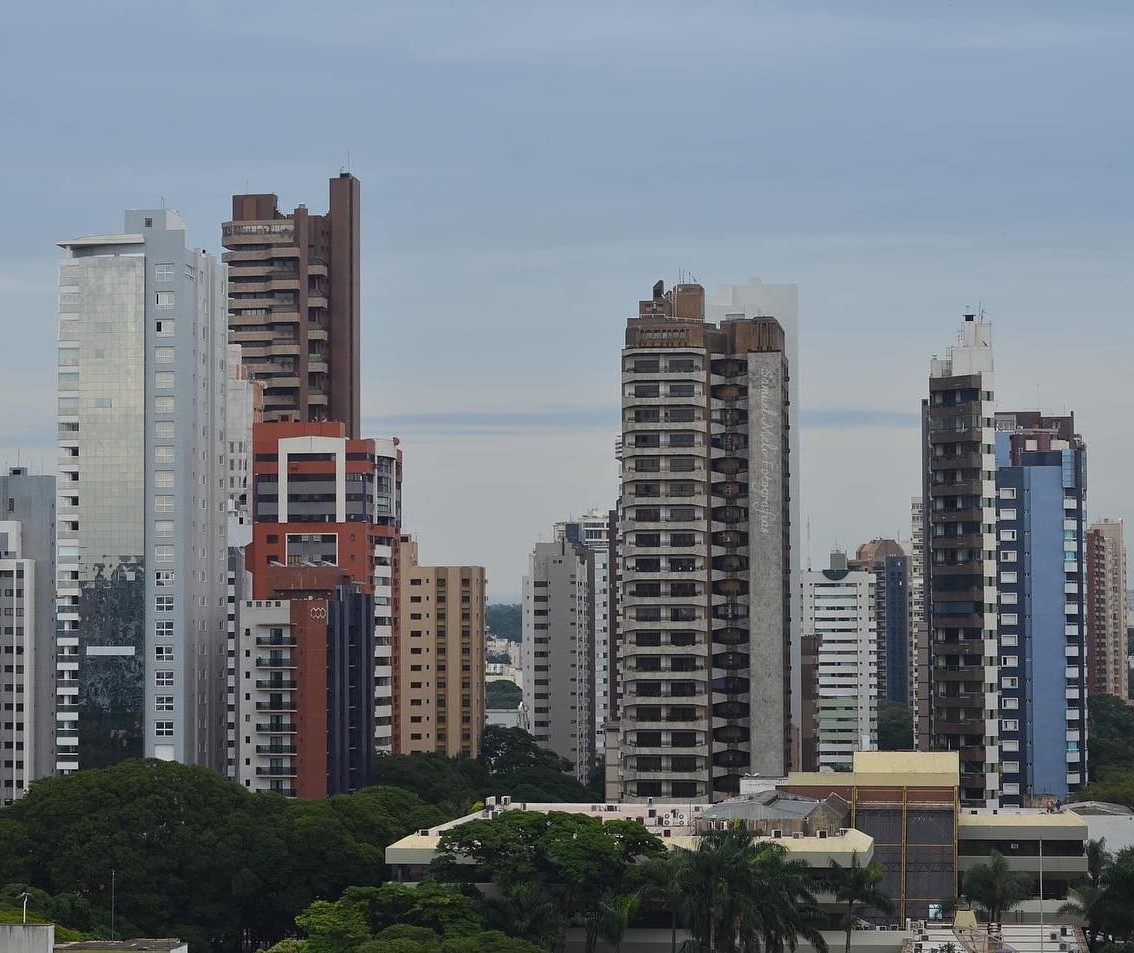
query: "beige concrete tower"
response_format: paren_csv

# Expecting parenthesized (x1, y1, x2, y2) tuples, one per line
(397, 537, 487, 756)
(1086, 520, 1129, 701)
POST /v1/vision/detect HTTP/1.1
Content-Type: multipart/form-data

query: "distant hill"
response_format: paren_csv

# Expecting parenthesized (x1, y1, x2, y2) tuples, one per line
(487, 602, 521, 641)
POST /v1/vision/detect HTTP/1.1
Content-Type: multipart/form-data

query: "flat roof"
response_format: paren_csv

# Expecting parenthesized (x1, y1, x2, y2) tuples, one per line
(959, 810, 1087, 838)
(57, 234, 145, 249)
(786, 751, 960, 788)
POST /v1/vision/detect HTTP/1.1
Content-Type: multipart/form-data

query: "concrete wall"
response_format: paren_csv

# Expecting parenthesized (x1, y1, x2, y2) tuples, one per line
(0, 923, 54, 953)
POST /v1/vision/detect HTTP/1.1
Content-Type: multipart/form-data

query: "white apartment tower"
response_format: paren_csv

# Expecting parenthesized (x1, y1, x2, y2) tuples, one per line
(56, 210, 229, 772)
(0, 468, 55, 803)
(522, 538, 594, 779)
(803, 552, 878, 771)
(616, 280, 793, 803)
(554, 509, 618, 758)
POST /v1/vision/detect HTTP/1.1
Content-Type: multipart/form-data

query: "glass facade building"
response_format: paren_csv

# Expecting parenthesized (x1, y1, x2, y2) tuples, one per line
(56, 210, 229, 772)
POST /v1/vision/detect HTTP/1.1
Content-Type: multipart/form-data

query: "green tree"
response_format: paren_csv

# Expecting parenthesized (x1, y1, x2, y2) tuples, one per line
(440, 931, 544, 953)
(1058, 838, 1111, 953)
(829, 851, 893, 953)
(486, 680, 522, 710)
(877, 701, 914, 751)
(295, 899, 370, 953)
(487, 604, 522, 641)
(961, 850, 1031, 924)
(578, 892, 640, 953)
(479, 882, 565, 949)
(634, 850, 691, 953)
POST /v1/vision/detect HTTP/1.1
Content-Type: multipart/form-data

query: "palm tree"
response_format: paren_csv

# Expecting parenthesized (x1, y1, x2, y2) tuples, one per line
(636, 849, 694, 953)
(828, 852, 893, 953)
(1060, 839, 1114, 953)
(752, 843, 828, 953)
(480, 880, 565, 950)
(961, 850, 1031, 925)
(579, 891, 642, 953)
(676, 823, 833, 953)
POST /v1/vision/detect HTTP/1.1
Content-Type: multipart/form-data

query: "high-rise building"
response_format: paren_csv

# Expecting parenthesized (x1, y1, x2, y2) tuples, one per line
(397, 538, 486, 757)
(616, 280, 792, 803)
(0, 468, 55, 803)
(555, 509, 619, 760)
(705, 281, 802, 767)
(222, 174, 361, 436)
(522, 537, 594, 779)
(245, 421, 401, 753)
(235, 566, 373, 797)
(1086, 520, 1129, 701)
(922, 311, 998, 805)
(993, 412, 1088, 803)
(909, 497, 928, 748)
(850, 539, 909, 705)
(56, 210, 229, 772)
(803, 551, 878, 771)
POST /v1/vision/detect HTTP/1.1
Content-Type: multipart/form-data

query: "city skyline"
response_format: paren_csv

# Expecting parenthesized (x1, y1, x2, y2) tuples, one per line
(3, 2, 1134, 600)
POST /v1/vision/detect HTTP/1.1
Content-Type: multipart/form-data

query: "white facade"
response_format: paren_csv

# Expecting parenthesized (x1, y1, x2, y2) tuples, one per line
(56, 210, 229, 772)
(803, 555, 878, 771)
(0, 535, 35, 804)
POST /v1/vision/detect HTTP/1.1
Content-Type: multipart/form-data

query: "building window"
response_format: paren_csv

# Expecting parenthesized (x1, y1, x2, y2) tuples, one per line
(155, 471, 174, 489)
(155, 372, 175, 390)
(155, 421, 174, 439)
(154, 520, 174, 538)
(155, 546, 174, 563)
(154, 264, 175, 282)
(999, 487, 1017, 500)
(155, 496, 174, 513)
(155, 595, 174, 612)
(156, 320, 174, 336)
(156, 620, 173, 638)
(156, 670, 174, 687)
(154, 397, 174, 414)
(155, 645, 173, 662)
(155, 292, 174, 309)
(155, 447, 174, 465)
(156, 695, 174, 712)
(154, 571, 174, 587)
(155, 720, 174, 737)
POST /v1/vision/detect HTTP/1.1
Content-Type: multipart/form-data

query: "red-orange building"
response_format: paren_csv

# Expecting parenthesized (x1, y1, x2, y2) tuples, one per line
(247, 420, 402, 755)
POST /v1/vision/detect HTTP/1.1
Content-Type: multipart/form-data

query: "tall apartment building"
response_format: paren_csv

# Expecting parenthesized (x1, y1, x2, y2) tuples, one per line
(706, 281, 802, 766)
(909, 497, 928, 747)
(1086, 520, 1129, 700)
(850, 539, 909, 704)
(222, 174, 361, 436)
(993, 412, 1088, 803)
(397, 538, 486, 757)
(235, 566, 373, 797)
(57, 210, 229, 772)
(555, 509, 619, 759)
(522, 537, 595, 779)
(922, 311, 998, 805)
(246, 421, 401, 752)
(617, 280, 792, 803)
(803, 552, 878, 771)
(0, 468, 55, 803)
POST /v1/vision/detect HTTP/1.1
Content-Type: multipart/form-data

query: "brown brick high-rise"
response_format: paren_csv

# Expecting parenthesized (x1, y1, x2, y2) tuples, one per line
(223, 173, 361, 436)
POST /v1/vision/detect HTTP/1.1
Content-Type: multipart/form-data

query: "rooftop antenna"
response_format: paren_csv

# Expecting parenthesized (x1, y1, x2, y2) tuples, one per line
(160, 196, 165, 209)
(806, 519, 812, 571)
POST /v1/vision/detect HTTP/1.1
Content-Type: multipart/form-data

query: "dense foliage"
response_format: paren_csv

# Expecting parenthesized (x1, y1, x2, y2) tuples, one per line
(1074, 694, 1134, 806)
(1056, 840, 1134, 953)
(487, 603, 522, 641)
(0, 727, 592, 950)
(877, 701, 914, 751)
(373, 726, 592, 815)
(0, 760, 443, 950)
(486, 679, 522, 710)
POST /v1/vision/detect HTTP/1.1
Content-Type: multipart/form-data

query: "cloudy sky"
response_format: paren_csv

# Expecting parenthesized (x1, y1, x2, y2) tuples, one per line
(2, 2, 1132, 599)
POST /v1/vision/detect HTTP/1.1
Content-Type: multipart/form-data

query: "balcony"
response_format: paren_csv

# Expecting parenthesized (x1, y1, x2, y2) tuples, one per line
(255, 765, 297, 778)
(255, 744, 297, 755)
(256, 701, 297, 712)
(256, 635, 296, 647)
(255, 722, 297, 733)
(255, 679, 297, 690)
(256, 656, 297, 669)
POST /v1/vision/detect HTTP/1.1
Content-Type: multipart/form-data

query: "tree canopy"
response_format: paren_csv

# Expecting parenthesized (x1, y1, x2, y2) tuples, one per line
(486, 604, 522, 642)
(486, 679, 522, 710)
(1073, 694, 1134, 807)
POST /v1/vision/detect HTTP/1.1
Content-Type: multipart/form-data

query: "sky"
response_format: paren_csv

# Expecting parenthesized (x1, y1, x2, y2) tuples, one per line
(2, 1, 1133, 600)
